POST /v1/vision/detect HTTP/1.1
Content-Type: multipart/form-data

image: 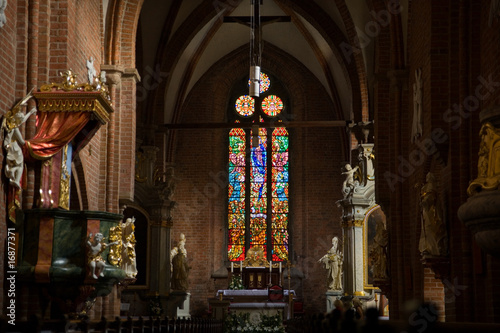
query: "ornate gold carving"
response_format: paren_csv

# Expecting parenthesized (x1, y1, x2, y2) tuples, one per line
(242, 246, 267, 267)
(58, 145, 70, 210)
(34, 95, 112, 124)
(108, 224, 123, 266)
(468, 123, 500, 196)
(34, 69, 113, 125)
(341, 219, 364, 228)
(40, 69, 110, 102)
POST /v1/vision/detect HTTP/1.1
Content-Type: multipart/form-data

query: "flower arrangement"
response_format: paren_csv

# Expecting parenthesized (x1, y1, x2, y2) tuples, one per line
(224, 312, 284, 333)
(229, 274, 245, 290)
(148, 295, 163, 316)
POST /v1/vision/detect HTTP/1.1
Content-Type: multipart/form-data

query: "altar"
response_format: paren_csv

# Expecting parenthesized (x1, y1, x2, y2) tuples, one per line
(213, 289, 295, 320)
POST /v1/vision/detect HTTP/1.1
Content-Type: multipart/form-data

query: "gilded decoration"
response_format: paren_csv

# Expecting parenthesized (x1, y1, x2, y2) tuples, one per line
(108, 224, 123, 267)
(235, 246, 278, 268)
(243, 246, 267, 267)
(341, 219, 364, 228)
(58, 145, 70, 210)
(35, 69, 113, 124)
(468, 122, 500, 196)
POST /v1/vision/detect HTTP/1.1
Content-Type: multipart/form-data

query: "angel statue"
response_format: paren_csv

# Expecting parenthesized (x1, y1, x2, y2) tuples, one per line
(2, 89, 36, 189)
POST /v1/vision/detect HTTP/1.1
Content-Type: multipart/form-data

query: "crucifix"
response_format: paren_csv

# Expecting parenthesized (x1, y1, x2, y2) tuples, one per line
(224, 0, 291, 98)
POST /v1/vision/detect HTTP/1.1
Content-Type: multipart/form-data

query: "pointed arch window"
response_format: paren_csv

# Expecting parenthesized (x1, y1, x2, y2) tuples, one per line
(228, 72, 289, 263)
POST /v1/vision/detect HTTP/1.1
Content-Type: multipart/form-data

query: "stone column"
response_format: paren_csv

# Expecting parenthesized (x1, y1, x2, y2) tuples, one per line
(338, 143, 376, 297)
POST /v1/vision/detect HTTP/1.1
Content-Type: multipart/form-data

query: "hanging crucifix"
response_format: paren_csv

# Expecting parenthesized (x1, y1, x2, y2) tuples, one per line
(224, 0, 291, 98)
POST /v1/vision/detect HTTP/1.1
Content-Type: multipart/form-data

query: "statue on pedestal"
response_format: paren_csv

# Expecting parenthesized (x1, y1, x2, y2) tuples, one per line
(418, 172, 448, 257)
(171, 233, 189, 291)
(319, 236, 343, 291)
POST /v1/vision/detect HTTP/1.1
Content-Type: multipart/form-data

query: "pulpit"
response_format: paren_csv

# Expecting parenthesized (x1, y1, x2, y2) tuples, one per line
(10, 70, 127, 319)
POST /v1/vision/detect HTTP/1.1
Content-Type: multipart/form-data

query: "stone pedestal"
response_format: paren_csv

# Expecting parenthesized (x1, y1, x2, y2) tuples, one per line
(176, 292, 191, 319)
(326, 291, 343, 313)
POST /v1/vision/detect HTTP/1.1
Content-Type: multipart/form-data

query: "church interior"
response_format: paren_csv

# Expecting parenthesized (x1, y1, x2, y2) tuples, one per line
(2, 0, 500, 332)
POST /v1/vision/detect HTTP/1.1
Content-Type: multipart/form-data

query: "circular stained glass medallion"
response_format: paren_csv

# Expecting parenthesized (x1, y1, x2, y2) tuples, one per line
(247, 72, 271, 94)
(235, 95, 255, 117)
(259, 72, 270, 93)
(261, 95, 283, 117)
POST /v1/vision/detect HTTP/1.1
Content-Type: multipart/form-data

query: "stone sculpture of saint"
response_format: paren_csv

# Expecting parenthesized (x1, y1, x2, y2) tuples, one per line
(86, 56, 97, 84)
(2, 90, 36, 189)
(171, 233, 190, 291)
(319, 236, 343, 291)
(121, 217, 138, 278)
(418, 172, 448, 256)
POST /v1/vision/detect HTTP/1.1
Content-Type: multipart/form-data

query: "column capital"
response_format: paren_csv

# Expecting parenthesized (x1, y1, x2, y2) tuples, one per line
(100, 64, 124, 85)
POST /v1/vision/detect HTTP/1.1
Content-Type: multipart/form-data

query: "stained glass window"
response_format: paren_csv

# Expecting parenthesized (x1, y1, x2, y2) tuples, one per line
(235, 95, 255, 117)
(228, 127, 246, 261)
(261, 95, 283, 117)
(248, 72, 271, 94)
(229, 72, 289, 263)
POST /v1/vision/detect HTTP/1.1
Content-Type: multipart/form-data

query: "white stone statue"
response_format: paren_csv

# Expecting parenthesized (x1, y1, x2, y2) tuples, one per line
(411, 68, 423, 143)
(86, 232, 118, 279)
(319, 236, 343, 291)
(121, 217, 138, 278)
(418, 172, 448, 256)
(86, 56, 97, 84)
(0, 0, 7, 28)
(342, 163, 359, 198)
(171, 233, 189, 291)
(2, 91, 36, 189)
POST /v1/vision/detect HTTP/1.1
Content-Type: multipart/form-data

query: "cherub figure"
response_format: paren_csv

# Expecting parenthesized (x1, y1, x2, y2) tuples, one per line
(87, 232, 118, 279)
(342, 163, 359, 198)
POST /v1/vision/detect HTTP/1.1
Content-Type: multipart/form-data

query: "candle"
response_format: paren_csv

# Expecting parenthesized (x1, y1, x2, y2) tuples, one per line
(279, 262, 282, 274)
(269, 261, 272, 273)
(231, 262, 234, 273)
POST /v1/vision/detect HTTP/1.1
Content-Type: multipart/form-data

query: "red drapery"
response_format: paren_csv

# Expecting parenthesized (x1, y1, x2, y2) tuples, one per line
(25, 111, 92, 160)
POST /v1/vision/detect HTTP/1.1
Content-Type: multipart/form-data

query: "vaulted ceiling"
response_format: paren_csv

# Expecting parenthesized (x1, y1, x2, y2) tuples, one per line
(134, 0, 408, 128)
